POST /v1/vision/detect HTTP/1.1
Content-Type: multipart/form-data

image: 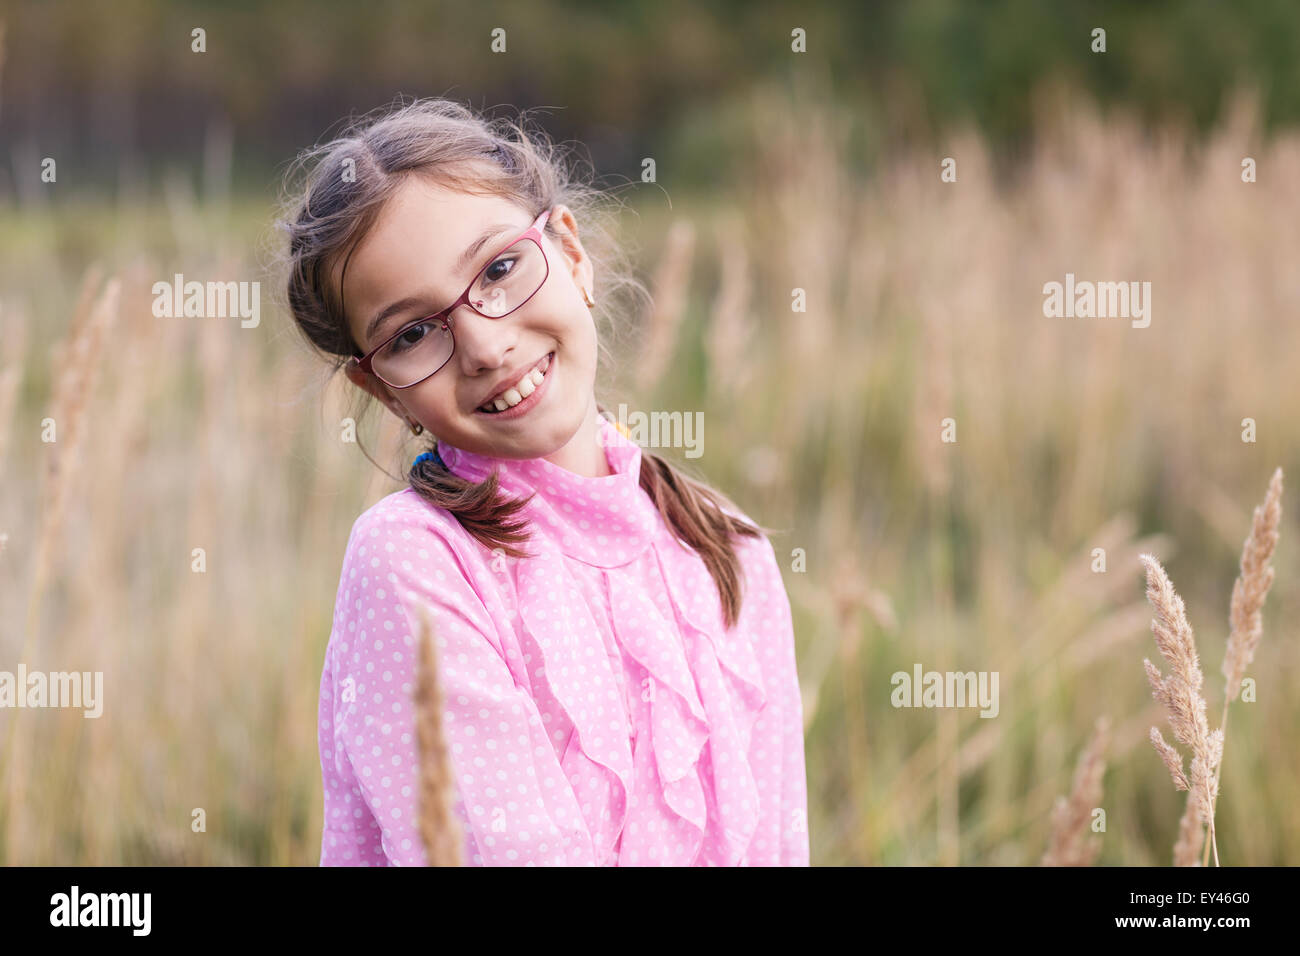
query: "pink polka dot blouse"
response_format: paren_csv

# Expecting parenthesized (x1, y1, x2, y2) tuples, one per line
(316, 414, 809, 865)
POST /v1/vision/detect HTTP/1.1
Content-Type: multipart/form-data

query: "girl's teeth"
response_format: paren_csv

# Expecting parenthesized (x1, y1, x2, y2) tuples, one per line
(481, 358, 550, 412)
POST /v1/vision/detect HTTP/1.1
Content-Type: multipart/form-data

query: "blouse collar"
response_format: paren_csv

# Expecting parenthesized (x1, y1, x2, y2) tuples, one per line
(435, 414, 660, 569)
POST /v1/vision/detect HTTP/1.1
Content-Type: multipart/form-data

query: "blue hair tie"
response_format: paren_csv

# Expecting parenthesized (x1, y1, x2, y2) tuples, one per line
(413, 448, 443, 470)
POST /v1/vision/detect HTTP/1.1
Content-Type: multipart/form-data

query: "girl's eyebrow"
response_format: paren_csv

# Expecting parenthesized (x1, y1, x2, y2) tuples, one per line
(455, 223, 517, 273)
(363, 223, 517, 345)
(364, 294, 438, 345)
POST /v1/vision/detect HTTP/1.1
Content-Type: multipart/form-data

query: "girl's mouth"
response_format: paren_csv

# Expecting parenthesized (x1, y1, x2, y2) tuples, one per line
(474, 351, 555, 421)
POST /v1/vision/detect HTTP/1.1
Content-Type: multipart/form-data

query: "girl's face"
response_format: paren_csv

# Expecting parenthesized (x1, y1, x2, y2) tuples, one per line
(339, 174, 602, 467)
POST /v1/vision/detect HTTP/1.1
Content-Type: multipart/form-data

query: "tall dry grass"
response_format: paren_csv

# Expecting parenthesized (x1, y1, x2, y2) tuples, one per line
(1140, 554, 1225, 866)
(1041, 715, 1110, 866)
(0, 302, 27, 485)
(636, 219, 695, 393)
(2, 80, 1297, 864)
(1211, 466, 1284, 862)
(1139, 468, 1282, 866)
(411, 601, 463, 867)
(1, 270, 119, 856)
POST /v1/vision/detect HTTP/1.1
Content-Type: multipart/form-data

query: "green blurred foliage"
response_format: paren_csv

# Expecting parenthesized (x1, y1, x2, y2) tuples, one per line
(2, 0, 1299, 198)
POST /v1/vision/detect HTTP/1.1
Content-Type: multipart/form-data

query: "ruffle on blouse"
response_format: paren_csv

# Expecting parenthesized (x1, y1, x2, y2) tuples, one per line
(435, 415, 769, 865)
(642, 543, 768, 864)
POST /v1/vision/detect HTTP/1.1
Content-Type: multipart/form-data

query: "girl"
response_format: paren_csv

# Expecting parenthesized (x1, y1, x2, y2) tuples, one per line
(279, 97, 808, 866)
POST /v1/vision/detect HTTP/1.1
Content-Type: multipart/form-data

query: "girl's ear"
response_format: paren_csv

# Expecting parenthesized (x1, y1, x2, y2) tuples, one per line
(548, 204, 595, 294)
(345, 360, 407, 420)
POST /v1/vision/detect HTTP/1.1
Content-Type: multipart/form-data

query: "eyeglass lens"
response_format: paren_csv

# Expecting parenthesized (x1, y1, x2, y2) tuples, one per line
(372, 236, 547, 387)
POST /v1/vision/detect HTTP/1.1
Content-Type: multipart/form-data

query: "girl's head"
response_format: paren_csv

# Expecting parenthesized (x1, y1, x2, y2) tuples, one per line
(277, 96, 766, 628)
(279, 98, 635, 467)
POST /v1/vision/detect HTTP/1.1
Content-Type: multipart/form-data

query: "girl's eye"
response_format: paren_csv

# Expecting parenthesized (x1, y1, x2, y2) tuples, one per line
(482, 254, 517, 284)
(388, 322, 431, 354)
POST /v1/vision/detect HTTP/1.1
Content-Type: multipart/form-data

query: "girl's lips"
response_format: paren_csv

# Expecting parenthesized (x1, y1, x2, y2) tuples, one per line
(474, 352, 555, 421)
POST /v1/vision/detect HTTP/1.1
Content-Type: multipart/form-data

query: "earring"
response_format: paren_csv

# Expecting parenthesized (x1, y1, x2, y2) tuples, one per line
(406, 418, 423, 436)
(582, 287, 596, 308)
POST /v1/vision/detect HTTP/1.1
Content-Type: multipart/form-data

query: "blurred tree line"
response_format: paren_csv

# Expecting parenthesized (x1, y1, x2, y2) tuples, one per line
(1, 0, 1298, 198)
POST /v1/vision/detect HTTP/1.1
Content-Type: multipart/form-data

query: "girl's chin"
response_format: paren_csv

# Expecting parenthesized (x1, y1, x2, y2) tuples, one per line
(466, 409, 592, 458)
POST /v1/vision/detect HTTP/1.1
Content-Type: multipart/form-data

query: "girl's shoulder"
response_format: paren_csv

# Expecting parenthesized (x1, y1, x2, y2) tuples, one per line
(341, 487, 480, 572)
(332, 488, 505, 645)
(349, 485, 461, 533)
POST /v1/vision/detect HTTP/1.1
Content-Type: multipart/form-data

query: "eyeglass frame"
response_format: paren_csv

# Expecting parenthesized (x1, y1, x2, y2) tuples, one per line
(346, 207, 553, 389)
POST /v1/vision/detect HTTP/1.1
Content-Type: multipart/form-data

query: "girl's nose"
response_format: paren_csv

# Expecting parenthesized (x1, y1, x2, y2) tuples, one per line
(450, 307, 519, 372)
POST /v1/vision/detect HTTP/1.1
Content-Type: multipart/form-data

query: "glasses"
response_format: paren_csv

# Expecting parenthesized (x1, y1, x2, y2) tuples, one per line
(349, 208, 552, 389)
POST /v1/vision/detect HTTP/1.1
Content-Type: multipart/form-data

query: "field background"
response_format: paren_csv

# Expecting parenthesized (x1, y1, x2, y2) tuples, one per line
(1, 0, 1297, 865)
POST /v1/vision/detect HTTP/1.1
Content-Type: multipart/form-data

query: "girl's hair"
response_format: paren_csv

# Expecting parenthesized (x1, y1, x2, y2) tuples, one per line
(274, 96, 767, 628)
